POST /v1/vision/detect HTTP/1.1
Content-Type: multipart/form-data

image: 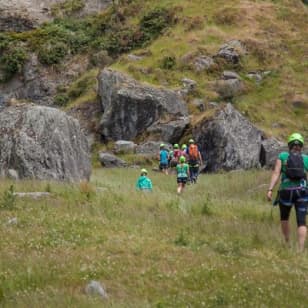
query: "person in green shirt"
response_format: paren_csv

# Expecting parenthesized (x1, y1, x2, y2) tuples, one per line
(176, 156, 190, 194)
(136, 169, 153, 192)
(267, 133, 308, 252)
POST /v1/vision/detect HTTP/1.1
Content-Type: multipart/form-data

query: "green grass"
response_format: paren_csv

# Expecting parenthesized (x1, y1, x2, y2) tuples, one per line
(0, 168, 307, 306)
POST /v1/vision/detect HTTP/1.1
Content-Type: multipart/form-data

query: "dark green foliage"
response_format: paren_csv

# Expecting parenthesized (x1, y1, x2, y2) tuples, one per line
(140, 7, 175, 43)
(38, 41, 68, 65)
(54, 94, 70, 106)
(160, 55, 176, 70)
(0, 45, 27, 81)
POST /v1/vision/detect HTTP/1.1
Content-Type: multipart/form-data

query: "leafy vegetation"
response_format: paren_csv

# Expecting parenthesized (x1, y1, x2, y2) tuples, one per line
(0, 168, 307, 306)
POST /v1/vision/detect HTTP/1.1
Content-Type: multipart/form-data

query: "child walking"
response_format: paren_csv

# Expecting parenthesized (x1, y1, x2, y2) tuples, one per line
(176, 156, 190, 194)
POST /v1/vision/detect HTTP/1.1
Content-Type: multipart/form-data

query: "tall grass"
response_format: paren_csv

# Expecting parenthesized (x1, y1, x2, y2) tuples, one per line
(0, 168, 307, 306)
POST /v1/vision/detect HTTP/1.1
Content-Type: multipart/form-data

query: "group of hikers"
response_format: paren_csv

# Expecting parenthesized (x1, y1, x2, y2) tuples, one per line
(136, 132, 308, 252)
(136, 139, 203, 194)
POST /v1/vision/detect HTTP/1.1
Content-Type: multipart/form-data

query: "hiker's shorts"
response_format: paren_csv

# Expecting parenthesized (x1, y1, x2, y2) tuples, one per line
(177, 177, 188, 184)
(159, 163, 168, 170)
(279, 188, 308, 227)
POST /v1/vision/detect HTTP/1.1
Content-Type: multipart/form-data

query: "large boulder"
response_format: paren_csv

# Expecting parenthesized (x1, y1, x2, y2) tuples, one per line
(98, 69, 188, 141)
(0, 104, 91, 181)
(0, 0, 112, 31)
(98, 152, 127, 168)
(193, 103, 262, 172)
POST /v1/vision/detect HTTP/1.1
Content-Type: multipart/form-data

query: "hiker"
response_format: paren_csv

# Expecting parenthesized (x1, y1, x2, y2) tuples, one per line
(267, 133, 308, 252)
(180, 144, 189, 160)
(187, 139, 203, 183)
(170, 144, 181, 168)
(176, 156, 190, 194)
(136, 168, 153, 192)
(159, 143, 169, 175)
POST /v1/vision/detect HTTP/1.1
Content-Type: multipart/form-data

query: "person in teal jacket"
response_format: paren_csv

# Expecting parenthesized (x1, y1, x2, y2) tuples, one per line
(136, 169, 153, 192)
(176, 156, 190, 194)
(267, 133, 308, 252)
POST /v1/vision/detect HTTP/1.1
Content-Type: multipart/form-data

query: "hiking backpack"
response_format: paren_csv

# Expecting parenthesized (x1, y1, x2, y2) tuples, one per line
(188, 144, 198, 160)
(285, 152, 306, 180)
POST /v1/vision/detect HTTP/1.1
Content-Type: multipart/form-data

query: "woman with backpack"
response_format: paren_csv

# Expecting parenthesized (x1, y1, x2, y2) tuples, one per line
(176, 156, 190, 194)
(267, 133, 308, 252)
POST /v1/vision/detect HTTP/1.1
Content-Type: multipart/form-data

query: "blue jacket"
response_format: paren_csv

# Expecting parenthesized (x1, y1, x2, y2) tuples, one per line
(136, 176, 153, 191)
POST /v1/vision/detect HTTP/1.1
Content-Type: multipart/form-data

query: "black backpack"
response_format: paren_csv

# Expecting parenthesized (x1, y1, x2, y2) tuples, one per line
(285, 152, 306, 180)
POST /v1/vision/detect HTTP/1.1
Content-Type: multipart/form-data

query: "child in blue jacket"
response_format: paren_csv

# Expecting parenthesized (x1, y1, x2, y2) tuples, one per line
(136, 169, 153, 191)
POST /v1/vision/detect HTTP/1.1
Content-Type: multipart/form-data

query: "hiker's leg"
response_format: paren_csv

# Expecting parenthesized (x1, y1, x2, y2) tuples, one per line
(295, 201, 307, 252)
(279, 203, 292, 244)
(297, 226, 307, 252)
(280, 221, 290, 243)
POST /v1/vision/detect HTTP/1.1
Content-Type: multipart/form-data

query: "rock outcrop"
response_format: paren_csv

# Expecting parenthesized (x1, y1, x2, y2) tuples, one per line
(0, 104, 91, 181)
(193, 103, 262, 172)
(98, 69, 188, 141)
(0, 0, 112, 31)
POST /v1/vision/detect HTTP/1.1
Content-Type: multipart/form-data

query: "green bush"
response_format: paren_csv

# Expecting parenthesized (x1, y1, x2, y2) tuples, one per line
(54, 94, 70, 106)
(161, 55, 176, 70)
(0, 185, 16, 210)
(0, 46, 27, 81)
(140, 7, 175, 43)
(38, 41, 68, 65)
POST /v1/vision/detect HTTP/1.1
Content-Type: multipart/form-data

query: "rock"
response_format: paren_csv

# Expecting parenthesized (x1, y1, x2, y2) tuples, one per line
(0, 104, 91, 181)
(208, 101, 219, 109)
(215, 79, 245, 99)
(8, 169, 19, 180)
(98, 69, 188, 140)
(194, 56, 215, 72)
(7, 217, 18, 225)
(182, 78, 197, 94)
(146, 117, 189, 143)
(136, 141, 172, 155)
(127, 54, 144, 61)
(85, 280, 108, 299)
(216, 40, 247, 64)
(14, 192, 51, 199)
(192, 99, 205, 112)
(114, 140, 136, 154)
(193, 103, 262, 172)
(246, 71, 271, 83)
(222, 71, 240, 80)
(0, 0, 112, 31)
(98, 152, 127, 168)
(260, 137, 287, 169)
(0, 54, 90, 105)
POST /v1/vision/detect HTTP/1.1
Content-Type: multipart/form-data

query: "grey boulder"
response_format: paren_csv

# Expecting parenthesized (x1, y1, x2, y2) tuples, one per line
(98, 69, 188, 141)
(98, 152, 127, 168)
(193, 103, 262, 172)
(0, 104, 91, 181)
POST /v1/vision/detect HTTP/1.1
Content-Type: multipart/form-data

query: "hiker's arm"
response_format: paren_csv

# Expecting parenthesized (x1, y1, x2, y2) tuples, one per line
(198, 151, 203, 164)
(267, 159, 281, 201)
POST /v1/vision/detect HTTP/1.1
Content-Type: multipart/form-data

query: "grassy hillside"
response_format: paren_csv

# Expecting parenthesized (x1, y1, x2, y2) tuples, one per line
(111, 0, 308, 140)
(1, 0, 307, 142)
(0, 168, 308, 306)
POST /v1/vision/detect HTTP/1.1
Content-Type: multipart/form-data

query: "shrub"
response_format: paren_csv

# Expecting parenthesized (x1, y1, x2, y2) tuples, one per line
(54, 94, 70, 106)
(140, 7, 175, 43)
(38, 41, 68, 65)
(0, 46, 27, 81)
(0, 185, 16, 210)
(160, 55, 176, 70)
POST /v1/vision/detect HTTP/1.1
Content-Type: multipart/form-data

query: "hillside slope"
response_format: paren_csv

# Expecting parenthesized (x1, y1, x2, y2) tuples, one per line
(0, 0, 307, 142)
(111, 0, 308, 140)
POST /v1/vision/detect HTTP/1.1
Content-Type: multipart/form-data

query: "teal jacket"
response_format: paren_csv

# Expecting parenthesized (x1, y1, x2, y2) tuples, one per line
(136, 176, 153, 191)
